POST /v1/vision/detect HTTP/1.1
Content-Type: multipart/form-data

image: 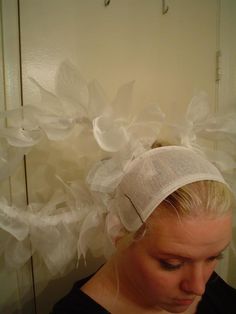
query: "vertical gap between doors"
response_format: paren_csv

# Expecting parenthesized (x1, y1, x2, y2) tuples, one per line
(17, 1, 38, 313)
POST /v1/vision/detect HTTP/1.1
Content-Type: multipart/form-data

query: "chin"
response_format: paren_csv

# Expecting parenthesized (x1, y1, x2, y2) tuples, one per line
(160, 303, 192, 314)
(164, 307, 190, 314)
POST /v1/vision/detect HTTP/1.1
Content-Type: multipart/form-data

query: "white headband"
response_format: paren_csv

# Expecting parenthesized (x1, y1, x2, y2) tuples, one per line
(111, 146, 228, 231)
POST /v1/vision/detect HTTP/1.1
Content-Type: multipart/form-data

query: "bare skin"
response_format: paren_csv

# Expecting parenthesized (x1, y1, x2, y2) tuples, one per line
(81, 213, 232, 313)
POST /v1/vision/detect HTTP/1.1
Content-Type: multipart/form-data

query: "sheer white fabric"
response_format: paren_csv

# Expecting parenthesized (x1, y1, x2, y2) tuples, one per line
(0, 61, 235, 278)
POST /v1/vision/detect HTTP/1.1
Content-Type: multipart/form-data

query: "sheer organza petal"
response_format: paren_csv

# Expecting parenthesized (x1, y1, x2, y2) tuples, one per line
(111, 81, 134, 119)
(186, 92, 209, 124)
(134, 104, 165, 124)
(200, 113, 236, 143)
(93, 115, 129, 152)
(78, 210, 105, 259)
(30, 78, 64, 115)
(126, 104, 165, 147)
(1, 105, 42, 132)
(0, 143, 29, 180)
(87, 158, 125, 193)
(30, 222, 78, 275)
(37, 189, 67, 215)
(78, 210, 101, 258)
(39, 116, 75, 141)
(4, 236, 32, 269)
(203, 148, 236, 172)
(1, 107, 25, 128)
(55, 61, 89, 113)
(87, 80, 109, 120)
(0, 200, 29, 241)
(0, 127, 42, 147)
(55, 176, 94, 213)
(105, 211, 123, 243)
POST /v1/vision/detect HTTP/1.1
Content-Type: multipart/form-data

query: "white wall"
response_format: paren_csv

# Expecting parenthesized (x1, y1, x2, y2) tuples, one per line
(217, 0, 236, 287)
(21, 0, 219, 113)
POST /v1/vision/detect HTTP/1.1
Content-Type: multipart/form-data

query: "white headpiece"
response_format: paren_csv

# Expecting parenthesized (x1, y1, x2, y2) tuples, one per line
(111, 146, 228, 232)
(0, 61, 235, 278)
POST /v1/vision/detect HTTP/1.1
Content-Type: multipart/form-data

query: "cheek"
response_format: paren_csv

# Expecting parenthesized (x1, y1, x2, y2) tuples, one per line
(142, 264, 180, 293)
(127, 250, 180, 294)
(204, 261, 218, 281)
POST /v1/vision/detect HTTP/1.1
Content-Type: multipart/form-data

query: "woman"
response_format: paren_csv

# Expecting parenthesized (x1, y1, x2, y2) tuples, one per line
(52, 146, 236, 313)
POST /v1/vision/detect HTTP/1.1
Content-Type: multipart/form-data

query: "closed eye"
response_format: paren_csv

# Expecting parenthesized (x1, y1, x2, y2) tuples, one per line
(159, 260, 183, 271)
(207, 252, 224, 262)
(159, 252, 225, 271)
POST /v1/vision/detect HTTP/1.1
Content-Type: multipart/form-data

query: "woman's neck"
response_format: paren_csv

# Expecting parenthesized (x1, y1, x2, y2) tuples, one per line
(81, 260, 200, 314)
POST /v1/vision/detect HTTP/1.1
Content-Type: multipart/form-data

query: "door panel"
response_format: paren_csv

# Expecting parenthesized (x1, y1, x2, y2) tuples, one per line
(19, 1, 220, 312)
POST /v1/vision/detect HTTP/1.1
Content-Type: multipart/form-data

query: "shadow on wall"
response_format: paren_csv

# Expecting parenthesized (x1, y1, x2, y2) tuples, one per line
(38, 254, 106, 314)
(1, 295, 35, 314)
(0, 253, 106, 314)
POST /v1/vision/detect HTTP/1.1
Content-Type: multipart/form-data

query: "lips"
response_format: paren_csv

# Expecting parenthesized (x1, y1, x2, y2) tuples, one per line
(173, 298, 194, 306)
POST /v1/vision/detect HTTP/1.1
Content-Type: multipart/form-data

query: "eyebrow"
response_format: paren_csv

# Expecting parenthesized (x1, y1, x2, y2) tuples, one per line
(157, 242, 231, 261)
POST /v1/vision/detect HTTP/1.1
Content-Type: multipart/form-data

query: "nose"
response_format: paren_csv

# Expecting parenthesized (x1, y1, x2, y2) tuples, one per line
(180, 264, 208, 296)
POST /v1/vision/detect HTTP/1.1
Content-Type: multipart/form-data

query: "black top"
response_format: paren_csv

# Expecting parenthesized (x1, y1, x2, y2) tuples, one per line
(51, 272, 236, 314)
(51, 274, 107, 314)
(196, 272, 236, 313)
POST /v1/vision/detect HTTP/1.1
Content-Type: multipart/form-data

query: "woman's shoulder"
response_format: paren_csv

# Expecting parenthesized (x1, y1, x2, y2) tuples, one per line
(197, 272, 236, 314)
(50, 275, 109, 314)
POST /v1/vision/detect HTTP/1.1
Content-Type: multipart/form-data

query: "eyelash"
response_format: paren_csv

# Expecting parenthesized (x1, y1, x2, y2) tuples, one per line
(207, 252, 224, 262)
(159, 253, 225, 271)
(159, 260, 183, 271)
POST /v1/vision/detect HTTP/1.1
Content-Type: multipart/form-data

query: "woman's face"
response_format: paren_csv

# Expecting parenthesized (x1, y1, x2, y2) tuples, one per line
(117, 212, 232, 313)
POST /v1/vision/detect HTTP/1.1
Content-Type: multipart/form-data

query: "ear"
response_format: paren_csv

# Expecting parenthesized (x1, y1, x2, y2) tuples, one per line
(133, 223, 147, 241)
(115, 232, 134, 250)
(105, 212, 127, 247)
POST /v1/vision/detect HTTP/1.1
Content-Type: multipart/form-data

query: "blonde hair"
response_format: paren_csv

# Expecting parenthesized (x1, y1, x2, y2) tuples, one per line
(161, 180, 233, 218)
(150, 141, 233, 219)
(133, 180, 233, 241)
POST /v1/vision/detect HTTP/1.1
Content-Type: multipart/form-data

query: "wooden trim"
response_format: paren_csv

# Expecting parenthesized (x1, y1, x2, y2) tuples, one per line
(0, 1, 36, 313)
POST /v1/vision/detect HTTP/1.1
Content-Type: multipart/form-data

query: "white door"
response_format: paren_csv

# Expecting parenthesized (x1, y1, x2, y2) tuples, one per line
(217, 0, 236, 287)
(1, 1, 235, 313)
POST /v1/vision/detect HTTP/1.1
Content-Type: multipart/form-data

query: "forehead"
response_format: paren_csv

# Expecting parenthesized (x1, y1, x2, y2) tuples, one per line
(146, 214, 232, 258)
